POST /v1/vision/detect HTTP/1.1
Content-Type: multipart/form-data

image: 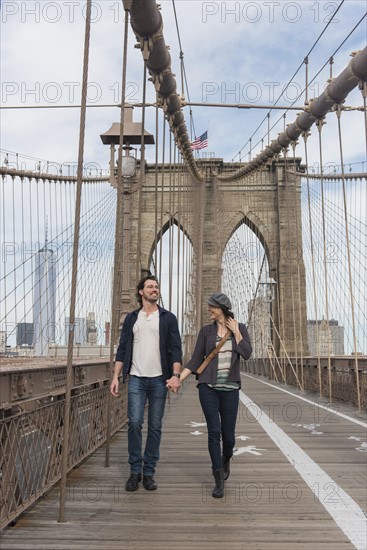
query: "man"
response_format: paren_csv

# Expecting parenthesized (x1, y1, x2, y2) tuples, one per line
(110, 275, 182, 492)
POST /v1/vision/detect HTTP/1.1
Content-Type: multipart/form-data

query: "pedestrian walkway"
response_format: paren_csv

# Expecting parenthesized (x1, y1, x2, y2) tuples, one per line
(1, 373, 366, 550)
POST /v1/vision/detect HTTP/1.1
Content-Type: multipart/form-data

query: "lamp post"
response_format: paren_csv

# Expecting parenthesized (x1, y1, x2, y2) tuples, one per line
(100, 104, 154, 339)
(259, 277, 277, 357)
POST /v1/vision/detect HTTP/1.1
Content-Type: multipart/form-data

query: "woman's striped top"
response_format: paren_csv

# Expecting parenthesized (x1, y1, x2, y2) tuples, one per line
(208, 336, 240, 391)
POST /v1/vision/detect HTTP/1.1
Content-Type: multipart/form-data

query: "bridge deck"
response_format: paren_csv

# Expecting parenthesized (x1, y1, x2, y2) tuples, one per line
(1, 374, 366, 550)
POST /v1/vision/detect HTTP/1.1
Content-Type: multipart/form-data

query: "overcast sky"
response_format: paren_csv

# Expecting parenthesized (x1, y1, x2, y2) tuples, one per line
(1, 1, 366, 352)
(1, 0, 366, 171)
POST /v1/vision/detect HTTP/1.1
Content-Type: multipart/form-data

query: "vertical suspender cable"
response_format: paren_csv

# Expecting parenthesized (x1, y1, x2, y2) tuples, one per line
(136, 60, 148, 282)
(176, 154, 181, 319)
(58, 0, 91, 523)
(21, 177, 26, 327)
(292, 142, 304, 389)
(363, 83, 367, 153)
(283, 146, 299, 379)
(317, 118, 333, 404)
(105, 4, 130, 468)
(36, 173, 40, 251)
(1, 176, 7, 329)
(154, 96, 159, 273)
(60, 181, 66, 324)
(168, 132, 173, 310)
(35, 173, 41, 346)
(284, 149, 298, 386)
(196, 178, 205, 329)
(304, 56, 309, 105)
(158, 112, 166, 286)
(267, 113, 270, 147)
(169, 143, 177, 310)
(336, 104, 361, 411)
(303, 132, 322, 396)
(54, 181, 60, 344)
(12, 177, 17, 331)
(275, 155, 286, 382)
(181, 167, 189, 342)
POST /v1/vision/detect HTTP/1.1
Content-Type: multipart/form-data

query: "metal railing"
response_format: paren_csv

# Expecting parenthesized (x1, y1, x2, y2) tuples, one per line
(244, 356, 367, 409)
(0, 362, 127, 529)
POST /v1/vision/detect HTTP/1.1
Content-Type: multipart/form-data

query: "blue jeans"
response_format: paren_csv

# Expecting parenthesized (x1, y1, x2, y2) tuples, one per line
(127, 375, 167, 476)
(198, 384, 239, 470)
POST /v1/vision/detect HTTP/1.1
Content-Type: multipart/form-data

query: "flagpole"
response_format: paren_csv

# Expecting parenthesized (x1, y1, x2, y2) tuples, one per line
(207, 120, 210, 158)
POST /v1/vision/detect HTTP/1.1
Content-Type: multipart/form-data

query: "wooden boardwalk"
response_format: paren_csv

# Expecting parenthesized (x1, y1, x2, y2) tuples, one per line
(1, 373, 366, 550)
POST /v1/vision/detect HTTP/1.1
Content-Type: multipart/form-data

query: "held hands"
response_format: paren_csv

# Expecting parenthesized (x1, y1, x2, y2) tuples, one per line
(166, 375, 181, 394)
(111, 376, 181, 396)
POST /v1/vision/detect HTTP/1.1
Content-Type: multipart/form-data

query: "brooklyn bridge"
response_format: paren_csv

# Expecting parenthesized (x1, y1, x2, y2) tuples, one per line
(0, 0, 366, 548)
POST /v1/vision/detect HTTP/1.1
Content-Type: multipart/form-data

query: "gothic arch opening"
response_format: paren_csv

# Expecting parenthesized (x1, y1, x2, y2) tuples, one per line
(149, 219, 194, 343)
(221, 219, 274, 359)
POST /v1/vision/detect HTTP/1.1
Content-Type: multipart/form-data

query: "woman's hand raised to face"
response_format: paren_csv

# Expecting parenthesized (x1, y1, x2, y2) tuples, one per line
(226, 317, 238, 333)
(226, 317, 243, 344)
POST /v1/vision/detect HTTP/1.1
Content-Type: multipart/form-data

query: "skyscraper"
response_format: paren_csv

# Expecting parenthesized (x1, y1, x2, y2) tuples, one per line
(64, 317, 87, 345)
(307, 319, 345, 356)
(33, 243, 56, 356)
(0, 331, 6, 353)
(16, 322, 34, 347)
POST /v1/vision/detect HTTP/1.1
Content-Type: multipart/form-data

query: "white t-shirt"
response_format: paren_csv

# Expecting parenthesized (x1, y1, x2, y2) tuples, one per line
(130, 309, 162, 377)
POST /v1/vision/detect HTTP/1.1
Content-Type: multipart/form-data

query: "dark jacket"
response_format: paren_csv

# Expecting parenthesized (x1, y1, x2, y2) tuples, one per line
(185, 322, 252, 386)
(115, 305, 182, 382)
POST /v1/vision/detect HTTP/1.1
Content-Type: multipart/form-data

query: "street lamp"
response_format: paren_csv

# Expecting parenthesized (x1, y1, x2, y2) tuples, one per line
(100, 104, 155, 340)
(259, 277, 277, 357)
(259, 277, 277, 304)
(100, 104, 155, 186)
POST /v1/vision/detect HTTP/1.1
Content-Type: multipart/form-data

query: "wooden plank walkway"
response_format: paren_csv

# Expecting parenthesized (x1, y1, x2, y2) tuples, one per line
(1, 373, 366, 550)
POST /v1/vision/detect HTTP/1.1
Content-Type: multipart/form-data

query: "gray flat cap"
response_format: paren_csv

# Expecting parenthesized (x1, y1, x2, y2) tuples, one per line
(207, 292, 232, 311)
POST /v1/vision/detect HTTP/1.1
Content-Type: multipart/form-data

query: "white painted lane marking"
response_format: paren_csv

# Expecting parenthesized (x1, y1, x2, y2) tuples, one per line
(233, 445, 266, 456)
(241, 373, 367, 429)
(240, 390, 367, 550)
(292, 423, 323, 435)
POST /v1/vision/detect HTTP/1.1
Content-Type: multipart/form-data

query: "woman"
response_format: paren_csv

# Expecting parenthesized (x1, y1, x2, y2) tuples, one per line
(173, 292, 252, 498)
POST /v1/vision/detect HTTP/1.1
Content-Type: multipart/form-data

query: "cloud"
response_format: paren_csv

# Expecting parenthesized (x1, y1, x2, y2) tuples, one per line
(1, 0, 366, 166)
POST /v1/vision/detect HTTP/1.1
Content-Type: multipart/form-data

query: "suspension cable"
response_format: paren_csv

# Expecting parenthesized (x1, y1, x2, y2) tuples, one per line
(335, 104, 361, 411)
(303, 131, 322, 396)
(316, 118, 333, 404)
(105, 2, 130, 469)
(59, 0, 91, 524)
(232, 0, 347, 161)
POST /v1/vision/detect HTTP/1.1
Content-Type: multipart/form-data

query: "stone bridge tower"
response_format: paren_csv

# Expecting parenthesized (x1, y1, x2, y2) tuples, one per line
(115, 157, 308, 357)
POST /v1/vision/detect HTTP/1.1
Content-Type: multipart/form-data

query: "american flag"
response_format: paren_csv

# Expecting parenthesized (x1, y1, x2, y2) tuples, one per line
(191, 131, 208, 150)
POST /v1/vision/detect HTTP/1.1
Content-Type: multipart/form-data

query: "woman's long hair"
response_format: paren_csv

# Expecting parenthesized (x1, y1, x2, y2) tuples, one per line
(221, 307, 234, 319)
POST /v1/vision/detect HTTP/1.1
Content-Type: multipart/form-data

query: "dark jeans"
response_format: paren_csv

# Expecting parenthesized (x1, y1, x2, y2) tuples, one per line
(127, 375, 167, 476)
(198, 383, 239, 470)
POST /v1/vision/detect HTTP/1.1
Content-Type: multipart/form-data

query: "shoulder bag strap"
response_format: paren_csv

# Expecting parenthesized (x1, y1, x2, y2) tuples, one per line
(196, 330, 231, 374)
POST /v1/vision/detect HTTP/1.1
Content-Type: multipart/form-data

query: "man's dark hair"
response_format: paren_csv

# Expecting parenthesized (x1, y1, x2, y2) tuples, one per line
(136, 275, 159, 306)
